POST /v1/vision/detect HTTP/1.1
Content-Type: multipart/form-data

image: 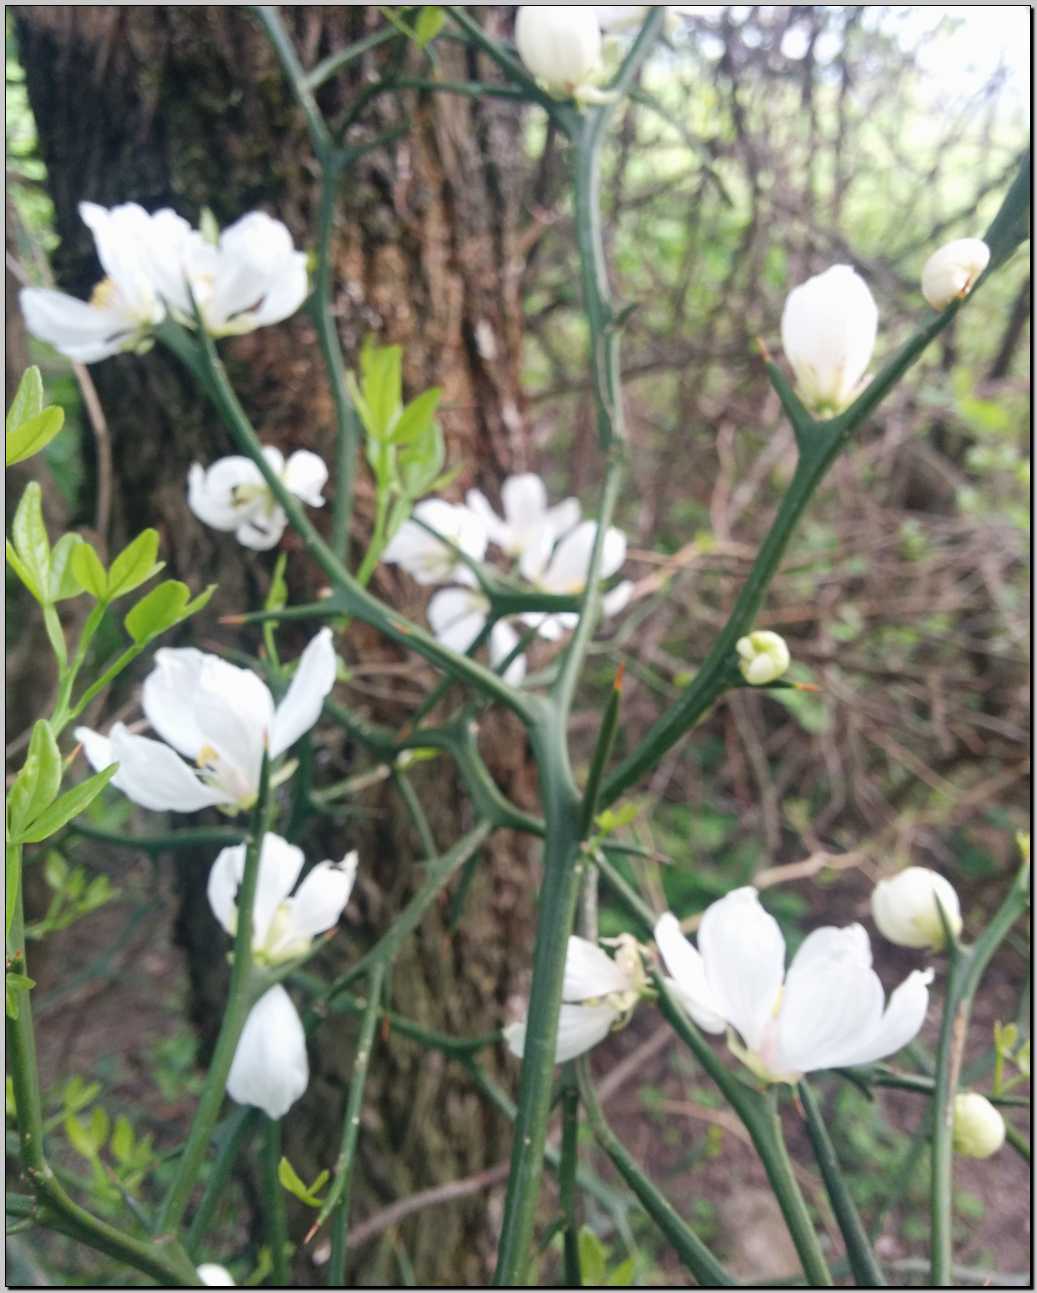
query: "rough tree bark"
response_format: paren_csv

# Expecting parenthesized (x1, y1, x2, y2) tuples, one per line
(17, 7, 540, 1282)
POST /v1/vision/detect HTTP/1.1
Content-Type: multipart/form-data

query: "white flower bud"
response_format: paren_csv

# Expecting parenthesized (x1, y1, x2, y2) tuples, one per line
(515, 7, 603, 96)
(736, 631, 790, 686)
(780, 265, 878, 415)
(952, 1092, 1005, 1159)
(921, 238, 990, 310)
(871, 867, 962, 951)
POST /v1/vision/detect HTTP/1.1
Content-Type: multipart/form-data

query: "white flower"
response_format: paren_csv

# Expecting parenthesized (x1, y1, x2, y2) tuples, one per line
(381, 499, 487, 586)
(198, 1265, 235, 1287)
(519, 520, 628, 641)
(188, 446, 328, 550)
(465, 473, 580, 562)
(952, 1092, 1006, 1159)
(515, 6, 603, 96)
(505, 934, 646, 1064)
(427, 578, 527, 684)
(19, 202, 170, 363)
(209, 833, 357, 1120)
(75, 630, 335, 815)
(655, 889, 932, 1083)
(871, 867, 962, 952)
(921, 239, 990, 311)
(157, 211, 308, 337)
(780, 265, 878, 415)
(736, 630, 791, 686)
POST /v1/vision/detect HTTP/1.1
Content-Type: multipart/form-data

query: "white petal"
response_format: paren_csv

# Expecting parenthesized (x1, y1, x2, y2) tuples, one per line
(74, 727, 116, 778)
(464, 489, 510, 548)
(786, 924, 872, 976)
(193, 660, 274, 796)
(427, 588, 488, 653)
(226, 986, 308, 1119)
(209, 214, 307, 332)
(501, 473, 548, 529)
(20, 288, 134, 363)
(515, 6, 603, 90)
(489, 620, 526, 685)
(78, 202, 163, 323)
(252, 833, 306, 948)
(505, 1002, 618, 1064)
(198, 1264, 235, 1287)
(284, 852, 357, 943)
(187, 456, 267, 531)
(602, 580, 633, 619)
(781, 265, 878, 413)
(697, 887, 786, 1051)
(207, 844, 245, 937)
(106, 724, 229, 812)
(562, 936, 631, 1001)
(827, 969, 934, 1069)
(540, 522, 626, 593)
(282, 450, 328, 508)
(776, 958, 885, 1076)
(546, 497, 581, 542)
(269, 628, 336, 759)
(654, 913, 726, 1033)
(197, 1264, 235, 1287)
(235, 508, 288, 550)
(142, 648, 210, 757)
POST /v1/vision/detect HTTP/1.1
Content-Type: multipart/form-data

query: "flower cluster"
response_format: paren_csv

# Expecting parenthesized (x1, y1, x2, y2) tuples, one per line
(20, 202, 307, 363)
(188, 445, 328, 551)
(383, 474, 630, 682)
(209, 832, 358, 1119)
(781, 235, 990, 416)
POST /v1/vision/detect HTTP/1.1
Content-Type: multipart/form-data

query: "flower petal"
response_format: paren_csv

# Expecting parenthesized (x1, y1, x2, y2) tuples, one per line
(776, 958, 885, 1076)
(285, 851, 358, 943)
(187, 456, 266, 532)
(142, 648, 210, 758)
(226, 985, 309, 1119)
(102, 724, 230, 812)
(78, 201, 163, 322)
(20, 288, 134, 363)
(489, 620, 526, 685)
(562, 936, 631, 1001)
(193, 660, 274, 795)
(786, 923, 872, 976)
(540, 522, 627, 593)
(282, 450, 328, 508)
(546, 497, 581, 542)
(269, 629, 336, 759)
(198, 1264, 235, 1287)
(654, 913, 726, 1033)
(505, 1002, 619, 1064)
(827, 969, 934, 1069)
(697, 887, 786, 1051)
(501, 473, 548, 529)
(235, 508, 287, 550)
(207, 843, 246, 937)
(427, 588, 488, 653)
(601, 580, 633, 619)
(464, 489, 510, 547)
(251, 833, 307, 948)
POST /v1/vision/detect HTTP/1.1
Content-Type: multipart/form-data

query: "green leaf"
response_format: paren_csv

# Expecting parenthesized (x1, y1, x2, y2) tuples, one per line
(5, 970, 36, 1020)
(18, 764, 119, 844)
(89, 1104, 110, 1150)
(578, 1227, 609, 1286)
(7, 720, 62, 838)
(124, 580, 190, 643)
(48, 533, 85, 602)
(398, 420, 445, 497)
(277, 1155, 327, 1207)
(44, 852, 69, 890)
(12, 482, 51, 601)
(413, 5, 445, 47)
(6, 406, 65, 467)
(106, 529, 163, 600)
(62, 1075, 102, 1114)
(265, 552, 288, 613)
(6, 366, 44, 438)
(361, 341, 403, 438)
(70, 541, 108, 601)
(6, 537, 43, 602)
(111, 1114, 135, 1164)
(390, 388, 442, 445)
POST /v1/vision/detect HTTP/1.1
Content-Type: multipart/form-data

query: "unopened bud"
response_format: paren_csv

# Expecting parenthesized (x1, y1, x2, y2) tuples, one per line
(515, 6, 603, 96)
(780, 265, 878, 414)
(921, 239, 990, 310)
(736, 630, 790, 686)
(871, 867, 962, 951)
(952, 1092, 1005, 1159)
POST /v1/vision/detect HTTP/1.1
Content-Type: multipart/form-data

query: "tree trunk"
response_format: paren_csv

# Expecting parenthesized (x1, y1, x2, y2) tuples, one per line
(17, 6, 537, 1281)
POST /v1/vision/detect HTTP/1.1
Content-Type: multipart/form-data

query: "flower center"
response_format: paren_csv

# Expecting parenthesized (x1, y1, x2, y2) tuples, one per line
(89, 277, 118, 309)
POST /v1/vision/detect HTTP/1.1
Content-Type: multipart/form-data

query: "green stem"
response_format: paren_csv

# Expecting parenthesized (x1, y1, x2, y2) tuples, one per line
(154, 756, 274, 1235)
(560, 1071, 582, 1287)
(50, 601, 106, 732)
(323, 964, 385, 1285)
(1003, 1121, 1030, 1163)
(304, 27, 397, 90)
(68, 822, 246, 853)
(799, 1079, 885, 1285)
(262, 1117, 290, 1285)
(576, 1060, 734, 1286)
(253, 6, 334, 157)
(186, 1109, 258, 1255)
